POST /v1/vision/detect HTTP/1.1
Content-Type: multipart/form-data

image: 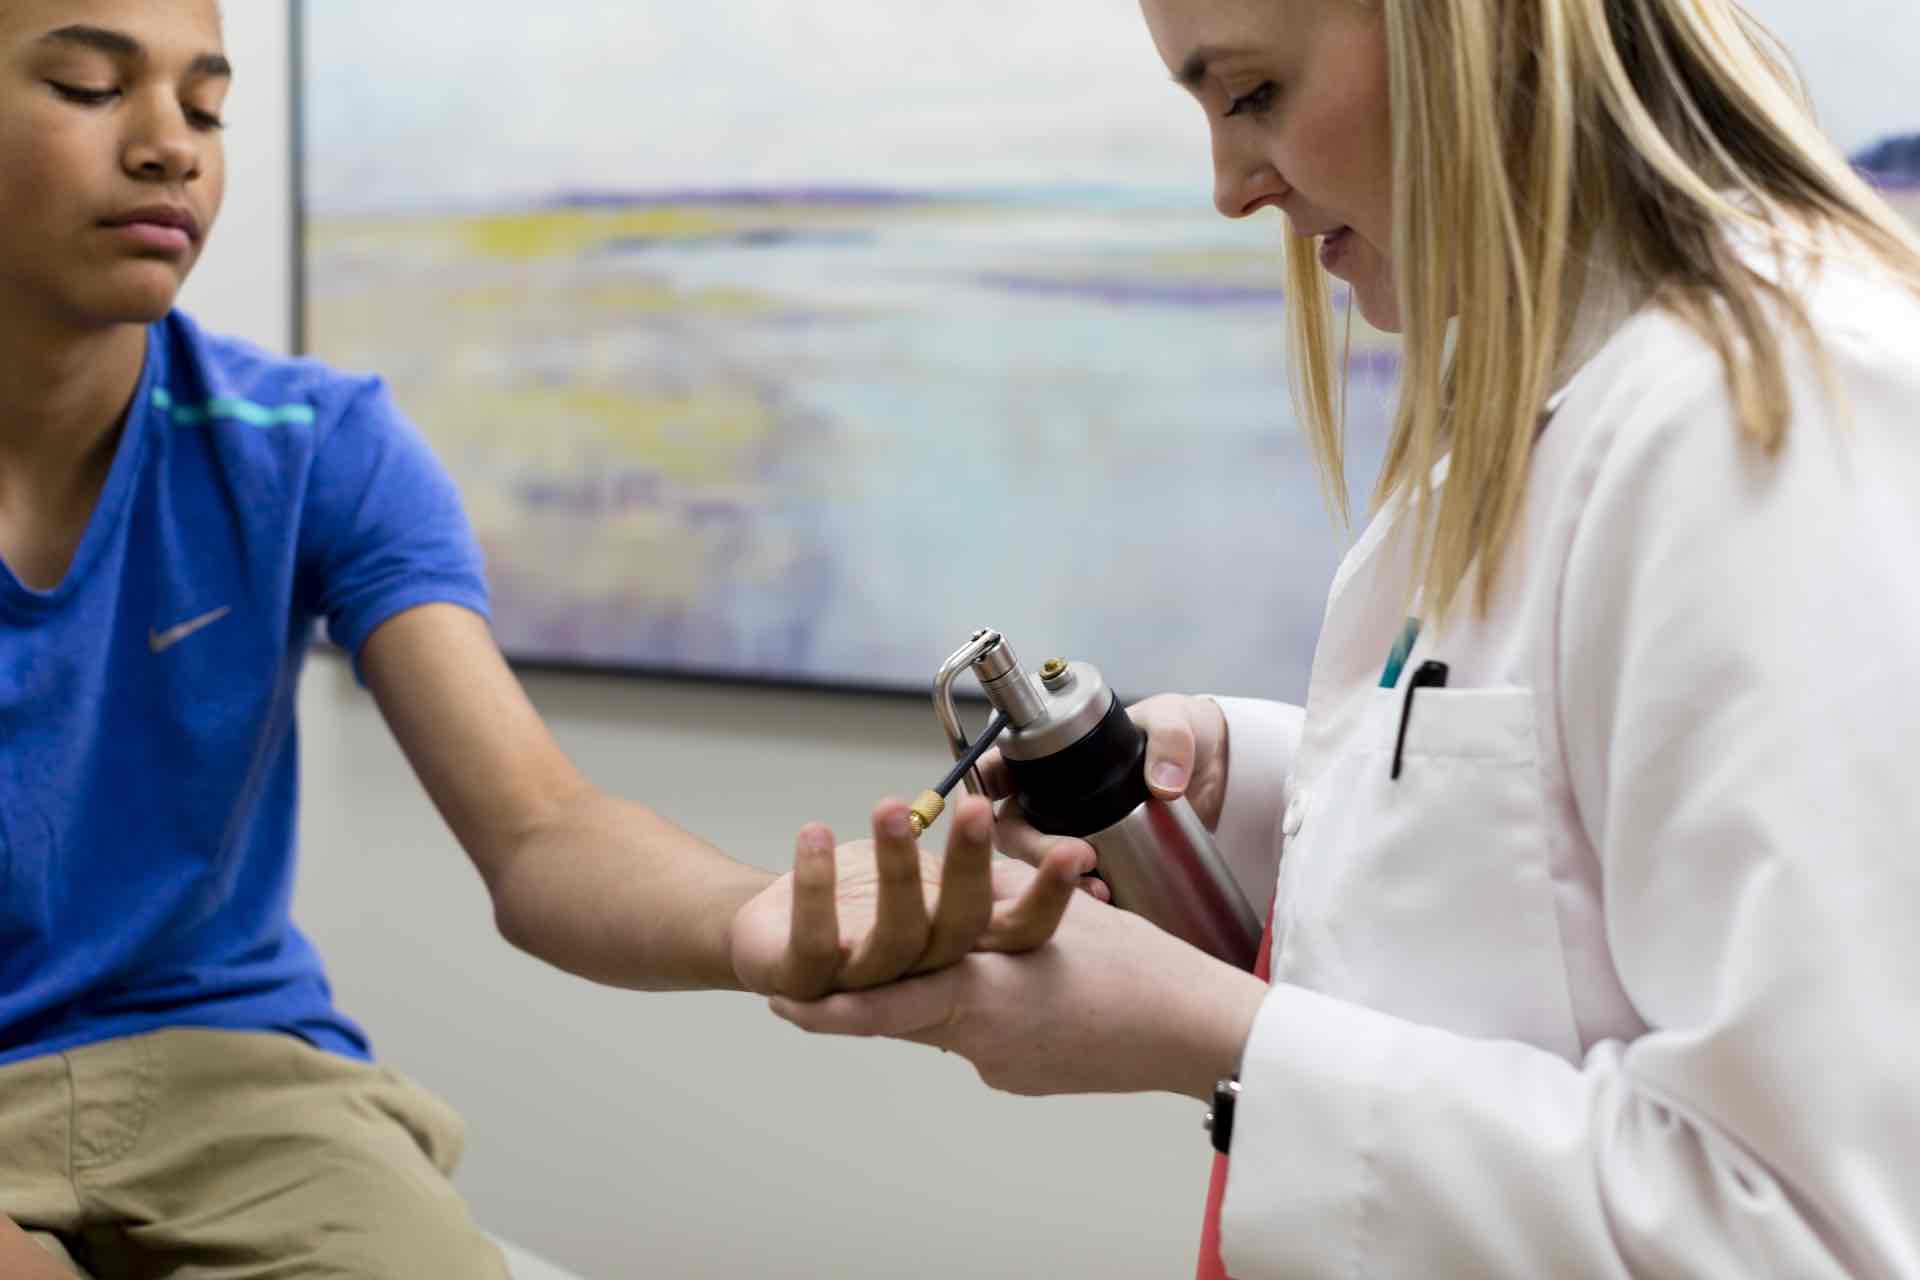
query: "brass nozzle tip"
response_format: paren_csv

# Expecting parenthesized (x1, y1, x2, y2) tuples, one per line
(908, 790, 945, 836)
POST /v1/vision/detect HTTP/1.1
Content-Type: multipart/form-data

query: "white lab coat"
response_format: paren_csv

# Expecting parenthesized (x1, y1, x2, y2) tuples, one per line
(1207, 242, 1920, 1278)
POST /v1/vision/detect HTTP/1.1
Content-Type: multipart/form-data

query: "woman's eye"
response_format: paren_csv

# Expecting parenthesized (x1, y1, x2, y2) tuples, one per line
(49, 82, 119, 106)
(1224, 81, 1279, 119)
(188, 107, 226, 131)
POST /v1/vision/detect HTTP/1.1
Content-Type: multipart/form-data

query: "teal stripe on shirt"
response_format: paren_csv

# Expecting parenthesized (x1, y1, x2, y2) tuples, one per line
(152, 387, 317, 428)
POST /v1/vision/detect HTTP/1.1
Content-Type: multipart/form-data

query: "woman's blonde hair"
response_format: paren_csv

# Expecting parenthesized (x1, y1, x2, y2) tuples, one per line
(1288, 0, 1920, 621)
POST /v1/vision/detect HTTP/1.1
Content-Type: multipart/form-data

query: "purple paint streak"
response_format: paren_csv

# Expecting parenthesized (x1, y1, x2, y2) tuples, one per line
(554, 187, 933, 210)
(975, 272, 1287, 308)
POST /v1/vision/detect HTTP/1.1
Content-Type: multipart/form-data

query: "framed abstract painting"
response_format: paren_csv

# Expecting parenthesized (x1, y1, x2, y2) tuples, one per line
(294, 1, 1914, 699)
(294, 0, 1402, 700)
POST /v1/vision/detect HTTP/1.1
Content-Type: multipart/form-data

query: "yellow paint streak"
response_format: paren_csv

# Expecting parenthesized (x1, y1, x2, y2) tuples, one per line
(405, 382, 771, 482)
(1146, 248, 1288, 281)
(461, 209, 726, 260)
(486, 499, 790, 604)
(442, 282, 774, 315)
(601, 390, 771, 480)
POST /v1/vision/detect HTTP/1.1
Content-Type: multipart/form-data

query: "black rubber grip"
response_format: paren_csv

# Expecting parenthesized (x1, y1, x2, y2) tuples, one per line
(1005, 695, 1152, 837)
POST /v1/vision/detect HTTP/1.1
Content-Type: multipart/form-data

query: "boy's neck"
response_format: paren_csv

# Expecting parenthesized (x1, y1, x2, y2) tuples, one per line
(0, 318, 151, 500)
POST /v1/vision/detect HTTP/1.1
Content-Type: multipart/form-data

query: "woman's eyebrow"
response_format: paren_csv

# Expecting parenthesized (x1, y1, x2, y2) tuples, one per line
(1175, 44, 1253, 90)
(36, 23, 231, 79)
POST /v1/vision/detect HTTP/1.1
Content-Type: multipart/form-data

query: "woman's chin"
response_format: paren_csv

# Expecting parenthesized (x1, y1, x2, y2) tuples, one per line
(1351, 289, 1397, 333)
(1351, 283, 1404, 335)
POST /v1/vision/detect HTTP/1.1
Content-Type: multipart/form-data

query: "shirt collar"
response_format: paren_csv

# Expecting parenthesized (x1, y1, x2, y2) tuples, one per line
(1545, 253, 1647, 417)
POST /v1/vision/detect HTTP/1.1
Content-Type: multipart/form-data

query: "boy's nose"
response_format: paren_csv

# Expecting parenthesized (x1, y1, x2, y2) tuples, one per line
(123, 112, 202, 184)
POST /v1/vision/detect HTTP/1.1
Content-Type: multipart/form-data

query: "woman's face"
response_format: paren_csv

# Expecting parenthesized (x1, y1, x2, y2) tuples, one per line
(1140, 0, 1400, 331)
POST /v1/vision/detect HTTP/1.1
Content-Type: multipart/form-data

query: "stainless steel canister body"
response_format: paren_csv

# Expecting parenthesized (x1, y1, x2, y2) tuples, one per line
(1085, 795, 1262, 972)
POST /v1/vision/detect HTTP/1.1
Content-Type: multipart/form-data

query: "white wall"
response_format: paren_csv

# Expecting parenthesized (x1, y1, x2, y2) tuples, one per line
(180, 7, 1210, 1277)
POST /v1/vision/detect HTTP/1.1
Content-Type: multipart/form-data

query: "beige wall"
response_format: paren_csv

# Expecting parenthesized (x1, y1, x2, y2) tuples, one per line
(180, 6, 1210, 1276)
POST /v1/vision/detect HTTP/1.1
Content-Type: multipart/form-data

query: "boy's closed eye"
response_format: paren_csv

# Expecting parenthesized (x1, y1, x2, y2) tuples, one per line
(47, 80, 119, 105)
(44, 78, 225, 129)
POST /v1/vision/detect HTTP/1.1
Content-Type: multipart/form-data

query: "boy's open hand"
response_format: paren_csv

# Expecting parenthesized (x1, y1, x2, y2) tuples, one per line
(732, 795, 1094, 999)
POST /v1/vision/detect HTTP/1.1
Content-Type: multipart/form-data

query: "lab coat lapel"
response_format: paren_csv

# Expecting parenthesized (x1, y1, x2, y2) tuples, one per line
(1299, 459, 1448, 762)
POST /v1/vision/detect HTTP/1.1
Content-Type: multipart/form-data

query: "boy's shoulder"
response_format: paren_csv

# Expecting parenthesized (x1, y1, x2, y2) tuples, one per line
(157, 310, 388, 436)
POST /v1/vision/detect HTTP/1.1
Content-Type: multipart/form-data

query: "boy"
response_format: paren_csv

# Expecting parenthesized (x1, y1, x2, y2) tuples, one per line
(0, 3, 1087, 1275)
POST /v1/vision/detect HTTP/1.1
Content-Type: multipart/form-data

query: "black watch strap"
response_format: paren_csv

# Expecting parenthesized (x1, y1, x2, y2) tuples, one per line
(1204, 1076, 1240, 1155)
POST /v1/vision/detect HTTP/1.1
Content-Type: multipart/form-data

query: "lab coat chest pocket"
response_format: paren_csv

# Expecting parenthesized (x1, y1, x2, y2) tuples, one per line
(1276, 685, 1578, 1057)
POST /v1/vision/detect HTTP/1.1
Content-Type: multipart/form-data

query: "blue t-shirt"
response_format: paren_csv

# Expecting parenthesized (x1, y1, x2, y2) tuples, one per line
(0, 312, 489, 1066)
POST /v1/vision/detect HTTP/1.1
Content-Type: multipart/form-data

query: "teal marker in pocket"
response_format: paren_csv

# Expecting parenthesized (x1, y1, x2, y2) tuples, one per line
(1379, 618, 1422, 688)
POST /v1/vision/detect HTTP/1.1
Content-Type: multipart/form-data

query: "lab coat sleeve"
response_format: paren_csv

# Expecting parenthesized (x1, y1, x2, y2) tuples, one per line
(1206, 697, 1304, 913)
(1220, 321, 1920, 1278)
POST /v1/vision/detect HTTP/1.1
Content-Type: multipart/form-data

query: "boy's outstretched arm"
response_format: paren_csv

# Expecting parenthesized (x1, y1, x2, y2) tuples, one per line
(358, 604, 1085, 996)
(0, 1218, 77, 1280)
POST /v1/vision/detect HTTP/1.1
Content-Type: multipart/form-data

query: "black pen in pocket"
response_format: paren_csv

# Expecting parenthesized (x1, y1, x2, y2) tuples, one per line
(1391, 660, 1450, 780)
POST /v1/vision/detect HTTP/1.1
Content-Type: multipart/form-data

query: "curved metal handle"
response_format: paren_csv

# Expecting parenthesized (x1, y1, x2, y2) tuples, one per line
(932, 629, 1003, 797)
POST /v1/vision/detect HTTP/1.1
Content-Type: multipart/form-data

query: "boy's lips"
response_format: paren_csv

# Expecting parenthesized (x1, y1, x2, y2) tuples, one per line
(102, 204, 203, 243)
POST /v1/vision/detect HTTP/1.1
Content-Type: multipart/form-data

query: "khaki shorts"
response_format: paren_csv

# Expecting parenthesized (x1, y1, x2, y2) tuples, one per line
(0, 1027, 508, 1279)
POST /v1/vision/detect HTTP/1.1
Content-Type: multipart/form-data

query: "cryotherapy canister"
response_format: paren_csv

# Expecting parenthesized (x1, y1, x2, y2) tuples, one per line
(931, 630, 1264, 971)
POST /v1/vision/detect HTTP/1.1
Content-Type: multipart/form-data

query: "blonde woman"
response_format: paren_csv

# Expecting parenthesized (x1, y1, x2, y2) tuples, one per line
(775, 0, 1920, 1275)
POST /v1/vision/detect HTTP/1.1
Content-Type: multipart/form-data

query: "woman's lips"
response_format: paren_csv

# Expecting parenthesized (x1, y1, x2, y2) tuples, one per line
(1318, 226, 1354, 271)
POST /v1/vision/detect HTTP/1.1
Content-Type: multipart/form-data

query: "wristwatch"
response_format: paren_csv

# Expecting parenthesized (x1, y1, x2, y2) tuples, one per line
(1204, 1075, 1240, 1155)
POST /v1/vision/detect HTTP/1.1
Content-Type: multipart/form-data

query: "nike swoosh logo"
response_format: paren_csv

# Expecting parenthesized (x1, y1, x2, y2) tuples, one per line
(149, 605, 233, 654)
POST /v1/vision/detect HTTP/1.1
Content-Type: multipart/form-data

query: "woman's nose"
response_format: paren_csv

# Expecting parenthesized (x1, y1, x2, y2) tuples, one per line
(1211, 128, 1288, 219)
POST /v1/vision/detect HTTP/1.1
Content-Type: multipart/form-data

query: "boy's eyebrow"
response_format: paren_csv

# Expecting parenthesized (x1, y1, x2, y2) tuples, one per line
(37, 24, 232, 79)
(38, 24, 141, 57)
